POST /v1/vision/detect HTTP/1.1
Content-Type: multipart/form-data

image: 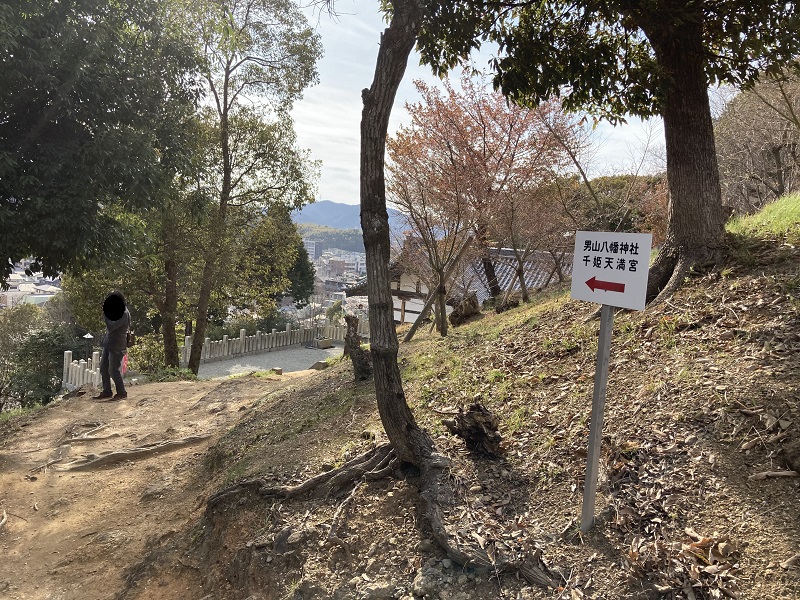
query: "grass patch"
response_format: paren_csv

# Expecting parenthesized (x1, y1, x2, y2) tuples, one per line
(727, 192, 800, 243)
(0, 404, 39, 424)
(144, 367, 197, 383)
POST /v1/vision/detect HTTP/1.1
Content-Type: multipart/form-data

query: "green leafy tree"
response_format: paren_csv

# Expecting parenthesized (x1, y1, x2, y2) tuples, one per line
(0, 304, 42, 409)
(0, 0, 199, 285)
(325, 300, 344, 324)
(228, 205, 303, 314)
(417, 0, 800, 302)
(182, 0, 322, 374)
(9, 326, 82, 407)
(285, 245, 315, 308)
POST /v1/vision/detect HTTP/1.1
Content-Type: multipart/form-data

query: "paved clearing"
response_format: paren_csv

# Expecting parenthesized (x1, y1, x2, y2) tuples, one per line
(197, 343, 343, 379)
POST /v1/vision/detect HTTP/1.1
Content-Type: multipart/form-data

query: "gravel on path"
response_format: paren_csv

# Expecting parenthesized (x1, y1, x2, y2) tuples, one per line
(197, 343, 344, 379)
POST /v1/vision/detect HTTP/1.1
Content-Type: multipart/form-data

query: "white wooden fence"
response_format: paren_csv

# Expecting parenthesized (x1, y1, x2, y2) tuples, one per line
(62, 320, 369, 391)
(62, 350, 103, 390)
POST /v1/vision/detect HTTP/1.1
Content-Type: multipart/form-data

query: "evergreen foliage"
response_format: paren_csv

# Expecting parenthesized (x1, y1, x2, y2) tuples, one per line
(0, 0, 199, 284)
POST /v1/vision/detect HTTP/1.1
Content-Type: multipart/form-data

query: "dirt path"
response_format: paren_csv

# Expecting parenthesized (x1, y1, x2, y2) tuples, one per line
(0, 373, 309, 600)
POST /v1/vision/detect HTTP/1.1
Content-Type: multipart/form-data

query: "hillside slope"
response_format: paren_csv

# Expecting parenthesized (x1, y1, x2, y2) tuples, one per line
(135, 233, 798, 600)
(1, 208, 798, 599)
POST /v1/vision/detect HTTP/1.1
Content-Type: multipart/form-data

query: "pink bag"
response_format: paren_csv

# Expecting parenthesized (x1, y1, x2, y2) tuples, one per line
(122, 353, 129, 375)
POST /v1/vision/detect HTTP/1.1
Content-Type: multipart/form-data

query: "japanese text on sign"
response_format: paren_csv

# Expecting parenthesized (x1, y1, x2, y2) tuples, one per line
(571, 231, 652, 311)
(582, 239, 641, 272)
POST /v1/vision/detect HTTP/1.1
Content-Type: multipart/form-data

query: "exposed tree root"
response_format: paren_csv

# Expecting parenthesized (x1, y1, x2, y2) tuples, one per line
(325, 481, 362, 554)
(53, 435, 211, 471)
(205, 442, 557, 590)
(646, 243, 722, 307)
(418, 458, 558, 588)
(0, 509, 7, 530)
(30, 458, 65, 473)
(647, 253, 691, 308)
(207, 443, 394, 507)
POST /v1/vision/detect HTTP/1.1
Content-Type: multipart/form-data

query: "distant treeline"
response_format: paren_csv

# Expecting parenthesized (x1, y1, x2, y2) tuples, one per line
(298, 224, 365, 254)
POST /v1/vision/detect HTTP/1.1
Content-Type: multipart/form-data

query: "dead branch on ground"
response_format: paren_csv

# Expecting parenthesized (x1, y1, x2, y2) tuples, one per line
(748, 470, 799, 480)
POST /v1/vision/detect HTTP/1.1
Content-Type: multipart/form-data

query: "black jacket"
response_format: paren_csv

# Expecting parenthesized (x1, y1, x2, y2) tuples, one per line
(103, 308, 131, 352)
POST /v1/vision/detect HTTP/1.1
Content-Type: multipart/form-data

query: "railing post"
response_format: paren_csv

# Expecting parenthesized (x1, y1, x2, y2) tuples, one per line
(63, 350, 72, 389)
(92, 351, 101, 387)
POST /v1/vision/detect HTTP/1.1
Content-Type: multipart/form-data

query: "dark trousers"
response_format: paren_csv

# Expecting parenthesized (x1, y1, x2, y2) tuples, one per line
(100, 348, 126, 395)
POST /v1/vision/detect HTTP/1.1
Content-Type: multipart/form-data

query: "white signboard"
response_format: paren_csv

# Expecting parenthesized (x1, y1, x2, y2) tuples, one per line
(571, 231, 652, 311)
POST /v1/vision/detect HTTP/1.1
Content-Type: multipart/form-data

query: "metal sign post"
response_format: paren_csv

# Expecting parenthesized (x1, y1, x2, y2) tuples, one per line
(570, 231, 652, 533)
(580, 304, 614, 533)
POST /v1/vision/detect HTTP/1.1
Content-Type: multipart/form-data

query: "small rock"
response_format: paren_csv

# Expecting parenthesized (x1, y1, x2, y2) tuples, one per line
(359, 581, 396, 600)
(417, 539, 434, 552)
(781, 440, 800, 471)
(296, 579, 324, 599)
(441, 559, 453, 569)
(412, 569, 441, 598)
(287, 530, 305, 545)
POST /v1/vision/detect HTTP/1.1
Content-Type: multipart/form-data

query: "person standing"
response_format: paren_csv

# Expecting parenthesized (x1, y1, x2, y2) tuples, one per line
(93, 291, 130, 400)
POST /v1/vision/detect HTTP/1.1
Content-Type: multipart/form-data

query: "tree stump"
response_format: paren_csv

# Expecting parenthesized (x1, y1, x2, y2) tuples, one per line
(442, 403, 504, 457)
(449, 292, 481, 326)
(344, 315, 372, 381)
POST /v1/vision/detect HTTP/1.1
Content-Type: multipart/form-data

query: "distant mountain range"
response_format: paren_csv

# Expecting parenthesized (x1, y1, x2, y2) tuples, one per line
(292, 200, 405, 233)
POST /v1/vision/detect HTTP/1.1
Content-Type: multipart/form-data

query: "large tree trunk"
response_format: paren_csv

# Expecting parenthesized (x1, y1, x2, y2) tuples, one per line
(360, 0, 433, 465)
(188, 253, 216, 374)
(643, 19, 726, 303)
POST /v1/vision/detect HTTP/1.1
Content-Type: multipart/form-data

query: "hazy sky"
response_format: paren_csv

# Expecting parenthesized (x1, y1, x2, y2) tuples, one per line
(291, 0, 664, 206)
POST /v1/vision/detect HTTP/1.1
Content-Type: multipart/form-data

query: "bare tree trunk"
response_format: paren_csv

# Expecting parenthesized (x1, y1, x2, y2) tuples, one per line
(548, 249, 566, 283)
(517, 265, 529, 302)
(188, 107, 232, 374)
(402, 236, 473, 343)
(344, 315, 372, 381)
(643, 19, 726, 303)
(435, 270, 448, 337)
(162, 255, 180, 368)
(360, 0, 433, 465)
(499, 269, 519, 306)
(476, 223, 501, 298)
